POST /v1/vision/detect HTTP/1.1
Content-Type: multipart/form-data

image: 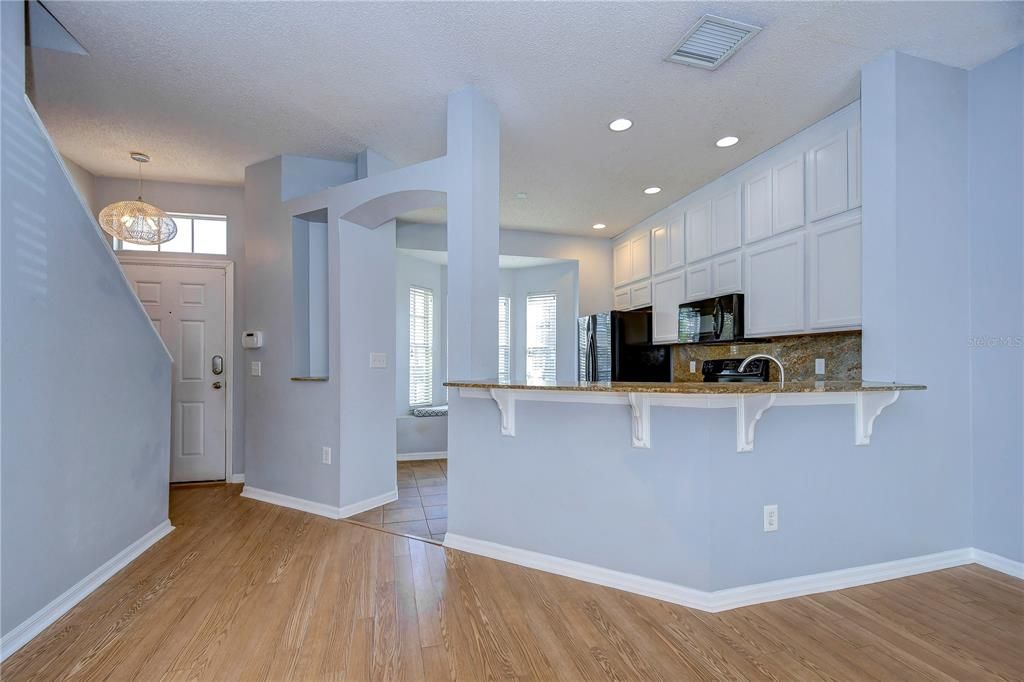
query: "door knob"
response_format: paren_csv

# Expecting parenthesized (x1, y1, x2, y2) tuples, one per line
(212, 381, 223, 390)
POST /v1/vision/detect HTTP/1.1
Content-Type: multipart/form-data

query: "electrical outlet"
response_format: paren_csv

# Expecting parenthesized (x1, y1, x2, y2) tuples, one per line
(763, 504, 779, 532)
(689, 360, 697, 373)
(730, 345, 738, 354)
(370, 352, 387, 369)
(250, 361, 262, 377)
(815, 358, 826, 375)
(321, 446, 331, 465)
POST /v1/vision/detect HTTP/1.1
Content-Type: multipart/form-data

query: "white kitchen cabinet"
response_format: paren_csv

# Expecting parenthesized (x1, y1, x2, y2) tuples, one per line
(651, 272, 685, 344)
(685, 263, 711, 302)
(744, 233, 805, 335)
(848, 125, 861, 209)
(685, 202, 711, 263)
(630, 231, 651, 282)
(613, 241, 631, 288)
(808, 214, 861, 329)
(772, 155, 805, 233)
(613, 287, 631, 310)
(744, 170, 772, 244)
(651, 217, 684, 275)
(712, 253, 742, 295)
(711, 187, 741, 255)
(808, 132, 849, 222)
(630, 281, 652, 309)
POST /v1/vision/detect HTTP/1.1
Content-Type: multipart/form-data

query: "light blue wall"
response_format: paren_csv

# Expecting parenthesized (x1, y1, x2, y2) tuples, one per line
(2, 2, 171, 636)
(243, 157, 350, 505)
(449, 392, 973, 591)
(968, 46, 1024, 562)
(337, 215, 397, 508)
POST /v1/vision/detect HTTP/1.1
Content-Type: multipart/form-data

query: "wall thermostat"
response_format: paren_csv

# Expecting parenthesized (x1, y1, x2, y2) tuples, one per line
(242, 331, 264, 349)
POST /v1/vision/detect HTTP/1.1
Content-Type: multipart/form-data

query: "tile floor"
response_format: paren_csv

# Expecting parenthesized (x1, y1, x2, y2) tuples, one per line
(348, 459, 447, 542)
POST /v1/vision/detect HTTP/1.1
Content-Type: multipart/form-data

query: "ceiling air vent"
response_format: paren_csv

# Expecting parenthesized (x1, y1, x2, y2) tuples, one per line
(666, 15, 761, 70)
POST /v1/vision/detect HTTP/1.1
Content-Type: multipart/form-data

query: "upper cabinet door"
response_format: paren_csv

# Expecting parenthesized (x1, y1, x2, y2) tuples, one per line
(772, 155, 805, 233)
(651, 272, 685, 344)
(848, 125, 862, 209)
(613, 287, 631, 310)
(744, 233, 806, 336)
(652, 217, 684, 275)
(613, 240, 631, 288)
(685, 201, 711, 263)
(711, 188, 742, 255)
(651, 224, 669, 275)
(744, 170, 772, 244)
(809, 214, 861, 329)
(712, 253, 742, 296)
(630, 231, 651, 281)
(685, 263, 711, 302)
(808, 132, 849, 222)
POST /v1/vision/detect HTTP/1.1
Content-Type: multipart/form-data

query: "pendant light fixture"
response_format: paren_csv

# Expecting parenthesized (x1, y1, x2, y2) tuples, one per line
(98, 152, 177, 245)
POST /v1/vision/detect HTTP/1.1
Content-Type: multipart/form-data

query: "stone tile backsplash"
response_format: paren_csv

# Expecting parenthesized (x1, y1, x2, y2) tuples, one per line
(671, 331, 861, 383)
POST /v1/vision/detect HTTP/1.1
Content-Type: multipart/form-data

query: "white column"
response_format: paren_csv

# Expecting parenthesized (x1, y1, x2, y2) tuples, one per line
(445, 88, 500, 380)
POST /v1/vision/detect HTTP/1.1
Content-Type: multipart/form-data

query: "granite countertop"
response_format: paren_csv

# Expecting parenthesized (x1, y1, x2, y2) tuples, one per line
(444, 379, 926, 394)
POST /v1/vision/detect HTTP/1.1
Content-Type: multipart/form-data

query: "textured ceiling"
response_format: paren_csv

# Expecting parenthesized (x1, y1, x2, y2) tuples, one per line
(32, 1, 1024, 237)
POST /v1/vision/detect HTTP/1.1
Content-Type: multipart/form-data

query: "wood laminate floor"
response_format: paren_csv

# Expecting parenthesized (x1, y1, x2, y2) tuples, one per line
(4, 484, 1022, 681)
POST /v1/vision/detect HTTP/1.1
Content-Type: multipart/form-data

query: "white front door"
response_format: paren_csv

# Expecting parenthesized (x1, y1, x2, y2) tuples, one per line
(122, 262, 228, 482)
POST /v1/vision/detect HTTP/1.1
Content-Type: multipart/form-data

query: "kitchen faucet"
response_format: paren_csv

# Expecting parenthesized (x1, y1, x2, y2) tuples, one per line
(738, 353, 785, 387)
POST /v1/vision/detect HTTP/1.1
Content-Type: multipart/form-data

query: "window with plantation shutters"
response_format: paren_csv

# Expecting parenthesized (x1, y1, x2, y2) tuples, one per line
(409, 286, 434, 406)
(498, 296, 511, 382)
(526, 293, 557, 382)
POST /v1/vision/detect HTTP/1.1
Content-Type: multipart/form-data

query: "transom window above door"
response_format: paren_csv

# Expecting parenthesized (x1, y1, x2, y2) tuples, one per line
(115, 213, 227, 255)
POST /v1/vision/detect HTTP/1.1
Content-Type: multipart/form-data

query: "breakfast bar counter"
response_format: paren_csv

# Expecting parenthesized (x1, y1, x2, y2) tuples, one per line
(445, 379, 926, 394)
(445, 378, 926, 451)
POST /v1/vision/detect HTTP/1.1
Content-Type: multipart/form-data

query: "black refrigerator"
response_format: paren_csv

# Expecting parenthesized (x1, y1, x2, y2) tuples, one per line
(577, 310, 672, 382)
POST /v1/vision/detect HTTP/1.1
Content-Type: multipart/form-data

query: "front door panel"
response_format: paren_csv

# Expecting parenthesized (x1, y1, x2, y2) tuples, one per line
(122, 262, 227, 482)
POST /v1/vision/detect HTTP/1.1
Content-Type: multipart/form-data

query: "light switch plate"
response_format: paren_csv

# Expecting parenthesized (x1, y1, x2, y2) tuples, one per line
(815, 358, 826, 375)
(370, 352, 387, 369)
(250, 361, 262, 377)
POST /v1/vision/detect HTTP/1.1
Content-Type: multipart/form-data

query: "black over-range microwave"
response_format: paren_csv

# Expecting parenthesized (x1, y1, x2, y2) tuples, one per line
(677, 294, 744, 344)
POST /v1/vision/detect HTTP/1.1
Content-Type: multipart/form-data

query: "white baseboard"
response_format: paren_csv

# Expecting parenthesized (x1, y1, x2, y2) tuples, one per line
(710, 548, 973, 611)
(240, 485, 397, 520)
(397, 451, 447, 462)
(338, 489, 398, 518)
(228, 473, 245, 484)
(443, 535, 1008, 613)
(971, 547, 1024, 579)
(443, 534, 714, 610)
(240, 485, 343, 519)
(1, 519, 174, 661)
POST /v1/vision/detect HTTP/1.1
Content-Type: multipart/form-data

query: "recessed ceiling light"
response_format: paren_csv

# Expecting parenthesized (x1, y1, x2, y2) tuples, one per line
(592, 223, 607, 230)
(643, 187, 662, 195)
(608, 118, 633, 132)
(716, 136, 740, 148)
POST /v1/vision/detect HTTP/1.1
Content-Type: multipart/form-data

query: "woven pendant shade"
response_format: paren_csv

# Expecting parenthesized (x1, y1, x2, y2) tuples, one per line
(98, 152, 177, 245)
(98, 199, 177, 245)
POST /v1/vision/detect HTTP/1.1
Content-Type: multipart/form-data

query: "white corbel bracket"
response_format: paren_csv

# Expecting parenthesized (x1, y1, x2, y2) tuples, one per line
(736, 393, 776, 452)
(490, 389, 516, 436)
(627, 393, 651, 448)
(854, 390, 900, 445)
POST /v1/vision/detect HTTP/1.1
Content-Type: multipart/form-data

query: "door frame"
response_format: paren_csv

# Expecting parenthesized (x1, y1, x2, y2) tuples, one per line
(117, 254, 235, 482)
